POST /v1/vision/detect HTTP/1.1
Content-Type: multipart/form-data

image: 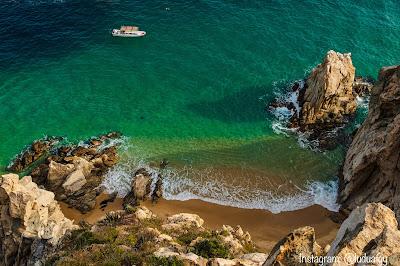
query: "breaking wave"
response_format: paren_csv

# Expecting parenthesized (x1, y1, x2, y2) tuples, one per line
(102, 139, 340, 213)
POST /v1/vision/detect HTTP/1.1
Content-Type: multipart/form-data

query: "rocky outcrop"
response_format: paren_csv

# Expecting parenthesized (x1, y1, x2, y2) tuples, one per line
(260, 203, 400, 266)
(162, 213, 205, 232)
(123, 166, 165, 208)
(327, 203, 400, 266)
(6, 137, 61, 173)
(0, 174, 77, 266)
(14, 132, 122, 213)
(268, 51, 372, 150)
(353, 76, 374, 96)
(299, 50, 356, 126)
(263, 226, 323, 266)
(338, 65, 400, 220)
(123, 168, 152, 207)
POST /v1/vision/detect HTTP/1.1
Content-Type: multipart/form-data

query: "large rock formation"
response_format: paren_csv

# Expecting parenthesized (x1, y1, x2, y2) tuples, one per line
(338, 65, 400, 220)
(327, 203, 400, 266)
(262, 203, 400, 266)
(300, 50, 356, 127)
(0, 174, 77, 266)
(268, 51, 369, 150)
(11, 132, 122, 213)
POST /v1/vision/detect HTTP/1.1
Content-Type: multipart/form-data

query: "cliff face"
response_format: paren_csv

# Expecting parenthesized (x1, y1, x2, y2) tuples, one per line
(338, 65, 400, 220)
(0, 174, 77, 266)
(300, 50, 356, 126)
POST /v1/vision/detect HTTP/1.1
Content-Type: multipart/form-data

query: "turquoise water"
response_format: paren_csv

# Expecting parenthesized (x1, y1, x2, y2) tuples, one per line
(1, 0, 400, 211)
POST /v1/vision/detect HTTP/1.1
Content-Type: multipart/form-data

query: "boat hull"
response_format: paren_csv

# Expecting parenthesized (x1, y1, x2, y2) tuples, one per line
(112, 29, 146, 37)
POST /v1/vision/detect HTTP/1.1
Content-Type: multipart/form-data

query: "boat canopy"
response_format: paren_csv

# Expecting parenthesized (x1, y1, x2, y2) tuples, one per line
(120, 26, 139, 32)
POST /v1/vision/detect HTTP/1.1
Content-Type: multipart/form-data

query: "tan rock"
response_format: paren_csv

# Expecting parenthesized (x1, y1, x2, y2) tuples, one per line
(326, 203, 400, 266)
(62, 169, 87, 195)
(300, 50, 356, 126)
(241, 253, 268, 265)
(179, 252, 208, 266)
(132, 173, 151, 200)
(0, 174, 77, 265)
(47, 160, 74, 185)
(153, 247, 180, 258)
(207, 260, 251, 266)
(219, 225, 253, 256)
(70, 156, 94, 176)
(162, 213, 204, 231)
(123, 171, 152, 207)
(339, 65, 400, 221)
(208, 258, 237, 266)
(134, 206, 156, 221)
(263, 226, 323, 266)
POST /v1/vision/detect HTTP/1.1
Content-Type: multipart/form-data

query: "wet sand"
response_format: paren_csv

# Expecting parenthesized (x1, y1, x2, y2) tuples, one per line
(60, 194, 339, 252)
(59, 193, 124, 224)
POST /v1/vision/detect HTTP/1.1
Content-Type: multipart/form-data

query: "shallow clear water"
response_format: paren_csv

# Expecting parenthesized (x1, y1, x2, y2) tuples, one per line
(1, 0, 400, 212)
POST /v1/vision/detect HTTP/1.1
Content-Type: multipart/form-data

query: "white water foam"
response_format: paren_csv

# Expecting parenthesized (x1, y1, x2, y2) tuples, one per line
(102, 143, 340, 213)
(356, 95, 370, 115)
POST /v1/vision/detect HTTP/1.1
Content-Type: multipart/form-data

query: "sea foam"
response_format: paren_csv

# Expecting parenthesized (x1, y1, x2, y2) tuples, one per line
(102, 141, 340, 213)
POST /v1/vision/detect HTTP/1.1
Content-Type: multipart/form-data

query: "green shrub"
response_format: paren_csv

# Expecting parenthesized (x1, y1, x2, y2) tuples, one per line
(176, 230, 212, 246)
(70, 229, 102, 249)
(148, 256, 184, 266)
(93, 227, 119, 243)
(192, 238, 230, 259)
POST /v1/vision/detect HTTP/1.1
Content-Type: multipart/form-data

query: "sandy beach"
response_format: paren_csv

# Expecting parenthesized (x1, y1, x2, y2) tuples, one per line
(60, 194, 339, 252)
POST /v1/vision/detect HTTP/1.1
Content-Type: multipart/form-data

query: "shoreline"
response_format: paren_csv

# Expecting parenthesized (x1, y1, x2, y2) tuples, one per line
(60, 194, 339, 252)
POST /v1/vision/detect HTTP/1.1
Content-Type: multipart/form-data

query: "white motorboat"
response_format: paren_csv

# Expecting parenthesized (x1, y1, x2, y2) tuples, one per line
(112, 26, 146, 37)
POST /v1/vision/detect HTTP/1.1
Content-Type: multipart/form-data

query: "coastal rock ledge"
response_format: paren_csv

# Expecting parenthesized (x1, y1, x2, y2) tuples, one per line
(339, 65, 400, 221)
(0, 173, 77, 266)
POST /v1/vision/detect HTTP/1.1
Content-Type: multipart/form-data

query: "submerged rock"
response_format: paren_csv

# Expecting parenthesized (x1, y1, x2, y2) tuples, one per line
(338, 65, 400, 221)
(0, 174, 77, 266)
(300, 50, 356, 126)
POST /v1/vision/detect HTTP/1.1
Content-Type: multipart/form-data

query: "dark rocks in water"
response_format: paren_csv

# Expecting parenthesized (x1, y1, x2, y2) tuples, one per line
(124, 160, 168, 207)
(353, 76, 374, 96)
(160, 159, 169, 169)
(339, 65, 400, 222)
(8, 132, 122, 214)
(123, 169, 152, 208)
(6, 137, 61, 173)
(152, 174, 163, 203)
(30, 163, 49, 185)
(100, 192, 118, 209)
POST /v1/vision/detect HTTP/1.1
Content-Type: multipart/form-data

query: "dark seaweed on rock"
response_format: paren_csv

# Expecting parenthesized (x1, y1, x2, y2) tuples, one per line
(6, 136, 62, 173)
